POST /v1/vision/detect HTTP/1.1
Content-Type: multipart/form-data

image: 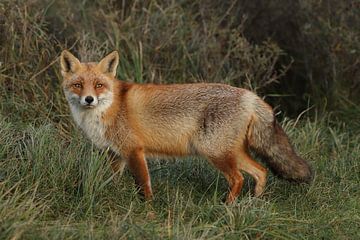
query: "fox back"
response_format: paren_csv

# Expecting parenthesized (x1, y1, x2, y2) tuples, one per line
(60, 50, 313, 203)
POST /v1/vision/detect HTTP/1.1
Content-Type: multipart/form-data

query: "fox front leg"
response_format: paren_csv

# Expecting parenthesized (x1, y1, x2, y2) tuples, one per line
(125, 147, 153, 200)
(107, 149, 127, 176)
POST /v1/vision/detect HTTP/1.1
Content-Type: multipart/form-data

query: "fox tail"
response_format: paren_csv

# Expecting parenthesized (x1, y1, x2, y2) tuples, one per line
(247, 108, 313, 183)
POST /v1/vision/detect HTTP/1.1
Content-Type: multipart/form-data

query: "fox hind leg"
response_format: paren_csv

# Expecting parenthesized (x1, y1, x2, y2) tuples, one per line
(208, 154, 244, 204)
(236, 146, 267, 197)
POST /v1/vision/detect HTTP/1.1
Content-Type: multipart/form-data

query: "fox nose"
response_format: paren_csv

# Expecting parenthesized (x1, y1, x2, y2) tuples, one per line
(85, 96, 94, 104)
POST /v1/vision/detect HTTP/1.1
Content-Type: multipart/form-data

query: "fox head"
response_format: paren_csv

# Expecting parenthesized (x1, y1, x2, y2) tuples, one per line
(59, 50, 119, 109)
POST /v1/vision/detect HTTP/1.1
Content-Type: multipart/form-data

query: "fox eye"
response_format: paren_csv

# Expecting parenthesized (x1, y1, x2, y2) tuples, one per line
(96, 83, 103, 88)
(73, 83, 82, 88)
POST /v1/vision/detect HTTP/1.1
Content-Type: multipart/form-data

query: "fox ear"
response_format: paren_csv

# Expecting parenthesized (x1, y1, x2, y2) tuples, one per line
(97, 51, 119, 77)
(60, 50, 81, 75)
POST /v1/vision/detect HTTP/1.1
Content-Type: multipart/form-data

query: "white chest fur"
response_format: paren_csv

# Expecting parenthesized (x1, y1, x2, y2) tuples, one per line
(70, 105, 110, 149)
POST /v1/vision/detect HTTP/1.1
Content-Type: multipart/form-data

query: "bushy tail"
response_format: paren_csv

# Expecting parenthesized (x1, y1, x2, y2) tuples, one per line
(247, 111, 313, 183)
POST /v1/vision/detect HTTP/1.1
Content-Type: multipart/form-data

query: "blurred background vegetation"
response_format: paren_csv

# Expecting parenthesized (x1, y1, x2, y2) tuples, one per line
(1, 0, 359, 127)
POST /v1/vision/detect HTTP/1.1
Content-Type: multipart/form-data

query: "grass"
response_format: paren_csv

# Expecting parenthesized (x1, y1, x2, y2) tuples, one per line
(0, 0, 359, 239)
(0, 114, 359, 239)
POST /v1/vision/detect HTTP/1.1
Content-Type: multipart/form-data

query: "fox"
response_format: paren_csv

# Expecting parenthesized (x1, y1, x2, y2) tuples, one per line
(59, 50, 313, 203)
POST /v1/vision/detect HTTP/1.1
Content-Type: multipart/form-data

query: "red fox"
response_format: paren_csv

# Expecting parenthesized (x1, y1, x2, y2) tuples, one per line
(59, 50, 313, 203)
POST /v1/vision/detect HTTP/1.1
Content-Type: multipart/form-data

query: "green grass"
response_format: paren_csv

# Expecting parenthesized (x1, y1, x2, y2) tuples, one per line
(0, 115, 359, 239)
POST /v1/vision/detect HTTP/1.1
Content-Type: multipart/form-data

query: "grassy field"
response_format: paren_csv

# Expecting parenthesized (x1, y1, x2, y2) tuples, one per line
(1, 113, 359, 239)
(1, 0, 359, 239)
